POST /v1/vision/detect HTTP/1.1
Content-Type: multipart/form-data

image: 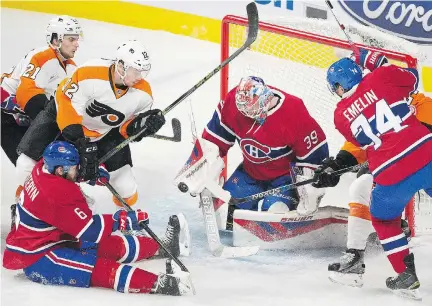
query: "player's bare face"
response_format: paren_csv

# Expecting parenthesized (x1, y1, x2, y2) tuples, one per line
(335, 85, 344, 98)
(65, 165, 79, 182)
(122, 67, 143, 87)
(59, 35, 80, 59)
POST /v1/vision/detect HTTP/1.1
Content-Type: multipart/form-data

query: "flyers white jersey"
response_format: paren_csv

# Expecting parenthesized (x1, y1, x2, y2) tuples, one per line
(1, 46, 76, 110)
(55, 58, 153, 141)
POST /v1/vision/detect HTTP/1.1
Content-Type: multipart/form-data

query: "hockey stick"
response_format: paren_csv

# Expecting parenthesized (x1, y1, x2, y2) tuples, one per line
(229, 163, 364, 206)
(200, 188, 260, 258)
(325, 0, 359, 55)
(98, 2, 259, 165)
(149, 118, 182, 142)
(104, 182, 190, 273)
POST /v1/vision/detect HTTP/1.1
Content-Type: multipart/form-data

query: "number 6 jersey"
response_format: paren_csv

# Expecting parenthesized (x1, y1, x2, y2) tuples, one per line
(334, 65, 432, 185)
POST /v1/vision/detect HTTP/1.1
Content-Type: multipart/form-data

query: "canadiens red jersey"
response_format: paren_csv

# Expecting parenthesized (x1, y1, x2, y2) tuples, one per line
(203, 86, 329, 181)
(334, 65, 432, 185)
(3, 161, 113, 270)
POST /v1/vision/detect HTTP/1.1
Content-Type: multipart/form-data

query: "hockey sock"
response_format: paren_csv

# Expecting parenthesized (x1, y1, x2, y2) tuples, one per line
(91, 257, 158, 293)
(347, 203, 374, 250)
(97, 234, 159, 263)
(371, 216, 409, 273)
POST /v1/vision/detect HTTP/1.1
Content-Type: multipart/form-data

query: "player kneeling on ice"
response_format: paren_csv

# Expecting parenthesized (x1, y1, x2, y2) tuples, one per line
(313, 48, 432, 300)
(3, 141, 192, 296)
(176, 76, 329, 230)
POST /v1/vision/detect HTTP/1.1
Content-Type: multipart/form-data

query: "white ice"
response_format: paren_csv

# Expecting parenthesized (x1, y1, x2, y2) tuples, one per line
(1, 9, 431, 306)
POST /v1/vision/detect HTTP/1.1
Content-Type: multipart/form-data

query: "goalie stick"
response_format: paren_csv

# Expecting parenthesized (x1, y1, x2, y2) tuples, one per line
(98, 2, 259, 164)
(149, 118, 182, 142)
(229, 163, 366, 206)
(200, 188, 260, 258)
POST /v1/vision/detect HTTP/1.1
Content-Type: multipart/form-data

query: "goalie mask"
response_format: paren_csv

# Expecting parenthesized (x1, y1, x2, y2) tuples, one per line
(235, 76, 274, 124)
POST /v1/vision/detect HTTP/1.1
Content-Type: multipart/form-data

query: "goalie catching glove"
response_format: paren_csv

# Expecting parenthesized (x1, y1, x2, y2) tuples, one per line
(126, 109, 166, 142)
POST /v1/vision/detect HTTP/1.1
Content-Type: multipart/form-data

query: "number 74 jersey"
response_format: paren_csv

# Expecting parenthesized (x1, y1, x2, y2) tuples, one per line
(334, 65, 432, 185)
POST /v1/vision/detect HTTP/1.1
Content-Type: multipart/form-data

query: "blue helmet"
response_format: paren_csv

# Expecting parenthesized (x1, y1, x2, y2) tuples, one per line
(327, 58, 363, 93)
(43, 141, 80, 174)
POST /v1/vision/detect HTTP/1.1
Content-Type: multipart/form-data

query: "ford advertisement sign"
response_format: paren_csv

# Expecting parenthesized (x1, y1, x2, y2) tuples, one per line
(338, 0, 432, 45)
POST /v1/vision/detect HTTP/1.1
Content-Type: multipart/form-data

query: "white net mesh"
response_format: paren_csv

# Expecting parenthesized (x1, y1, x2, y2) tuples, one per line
(223, 16, 431, 235)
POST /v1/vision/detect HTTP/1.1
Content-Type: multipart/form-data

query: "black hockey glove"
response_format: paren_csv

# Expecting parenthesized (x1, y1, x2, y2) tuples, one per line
(75, 138, 99, 182)
(126, 109, 166, 142)
(312, 157, 343, 188)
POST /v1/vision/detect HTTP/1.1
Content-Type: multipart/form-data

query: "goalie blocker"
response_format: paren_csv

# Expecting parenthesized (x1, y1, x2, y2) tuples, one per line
(174, 138, 350, 250)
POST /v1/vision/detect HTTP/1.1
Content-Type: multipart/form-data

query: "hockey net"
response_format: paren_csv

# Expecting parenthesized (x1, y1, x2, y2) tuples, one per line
(220, 15, 431, 237)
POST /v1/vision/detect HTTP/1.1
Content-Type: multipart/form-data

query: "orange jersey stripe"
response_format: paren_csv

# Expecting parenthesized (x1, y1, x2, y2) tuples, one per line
(133, 79, 153, 97)
(349, 202, 371, 220)
(411, 93, 432, 126)
(56, 66, 111, 131)
(340, 141, 367, 164)
(56, 77, 83, 131)
(16, 47, 63, 109)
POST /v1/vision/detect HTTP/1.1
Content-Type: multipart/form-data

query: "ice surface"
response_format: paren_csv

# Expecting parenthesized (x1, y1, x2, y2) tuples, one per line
(1, 8, 431, 306)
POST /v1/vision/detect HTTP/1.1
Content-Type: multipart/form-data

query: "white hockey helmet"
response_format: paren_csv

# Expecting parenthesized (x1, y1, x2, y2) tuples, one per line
(115, 40, 151, 79)
(45, 15, 83, 45)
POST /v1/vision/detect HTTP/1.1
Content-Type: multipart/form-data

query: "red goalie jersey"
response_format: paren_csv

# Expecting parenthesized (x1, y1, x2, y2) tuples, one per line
(334, 65, 432, 185)
(203, 86, 329, 181)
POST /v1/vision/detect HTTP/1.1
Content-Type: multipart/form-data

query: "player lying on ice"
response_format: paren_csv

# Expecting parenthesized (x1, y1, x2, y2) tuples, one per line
(3, 141, 193, 296)
(313, 48, 432, 300)
(176, 76, 329, 230)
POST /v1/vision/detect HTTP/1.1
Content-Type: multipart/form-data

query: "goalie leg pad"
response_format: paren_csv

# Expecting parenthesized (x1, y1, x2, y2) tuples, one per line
(223, 164, 264, 210)
(261, 173, 298, 211)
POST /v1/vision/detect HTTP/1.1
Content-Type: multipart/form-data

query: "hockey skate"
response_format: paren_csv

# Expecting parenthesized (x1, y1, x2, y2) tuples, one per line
(158, 213, 191, 258)
(328, 249, 365, 287)
(386, 253, 421, 300)
(151, 259, 194, 296)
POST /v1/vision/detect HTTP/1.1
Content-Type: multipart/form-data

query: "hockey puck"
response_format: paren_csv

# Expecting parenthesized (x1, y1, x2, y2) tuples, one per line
(178, 182, 189, 193)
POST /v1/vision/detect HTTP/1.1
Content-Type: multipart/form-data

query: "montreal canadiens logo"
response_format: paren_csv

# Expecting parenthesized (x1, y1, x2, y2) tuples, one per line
(240, 139, 272, 164)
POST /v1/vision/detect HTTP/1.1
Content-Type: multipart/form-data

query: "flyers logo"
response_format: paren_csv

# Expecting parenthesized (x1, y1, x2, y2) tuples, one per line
(86, 101, 125, 126)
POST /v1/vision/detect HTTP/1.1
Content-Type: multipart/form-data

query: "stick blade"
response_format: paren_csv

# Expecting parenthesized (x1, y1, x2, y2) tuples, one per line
(171, 118, 182, 142)
(245, 2, 259, 45)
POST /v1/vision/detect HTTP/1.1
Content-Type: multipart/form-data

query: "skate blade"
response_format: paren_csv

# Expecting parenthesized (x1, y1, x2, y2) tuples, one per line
(328, 271, 364, 288)
(391, 288, 422, 301)
(177, 213, 191, 257)
(169, 259, 196, 296)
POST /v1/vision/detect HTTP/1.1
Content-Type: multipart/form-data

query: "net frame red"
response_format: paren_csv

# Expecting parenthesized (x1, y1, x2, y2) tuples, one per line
(219, 15, 419, 236)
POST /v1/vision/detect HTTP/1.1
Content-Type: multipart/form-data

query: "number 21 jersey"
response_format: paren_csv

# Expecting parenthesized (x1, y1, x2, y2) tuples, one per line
(334, 65, 432, 185)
